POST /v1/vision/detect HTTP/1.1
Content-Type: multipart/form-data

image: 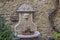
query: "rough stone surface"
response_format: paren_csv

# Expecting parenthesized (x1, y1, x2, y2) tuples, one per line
(0, 0, 59, 38)
(54, 9, 60, 31)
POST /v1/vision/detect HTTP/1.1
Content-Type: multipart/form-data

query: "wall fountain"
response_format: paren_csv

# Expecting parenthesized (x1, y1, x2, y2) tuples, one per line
(14, 3, 40, 38)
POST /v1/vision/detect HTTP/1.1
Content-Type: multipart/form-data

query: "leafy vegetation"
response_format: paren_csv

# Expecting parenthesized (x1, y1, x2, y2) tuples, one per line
(0, 15, 20, 40)
(52, 31, 60, 40)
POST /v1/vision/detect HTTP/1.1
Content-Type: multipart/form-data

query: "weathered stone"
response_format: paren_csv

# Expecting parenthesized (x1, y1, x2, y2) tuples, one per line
(0, 0, 58, 38)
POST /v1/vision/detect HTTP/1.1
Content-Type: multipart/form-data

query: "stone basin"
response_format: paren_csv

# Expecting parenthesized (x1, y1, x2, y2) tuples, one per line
(14, 31, 40, 38)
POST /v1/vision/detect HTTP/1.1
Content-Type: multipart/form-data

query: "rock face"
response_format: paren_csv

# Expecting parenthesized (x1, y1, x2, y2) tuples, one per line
(54, 9, 60, 32)
(0, 0, 59, 37)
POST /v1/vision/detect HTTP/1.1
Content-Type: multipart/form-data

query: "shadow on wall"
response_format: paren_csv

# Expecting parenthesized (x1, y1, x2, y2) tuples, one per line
(49, 0, 59, 33)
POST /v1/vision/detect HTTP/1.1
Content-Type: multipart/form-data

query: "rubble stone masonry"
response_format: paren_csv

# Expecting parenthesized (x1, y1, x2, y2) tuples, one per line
(0, 0, 60, 38)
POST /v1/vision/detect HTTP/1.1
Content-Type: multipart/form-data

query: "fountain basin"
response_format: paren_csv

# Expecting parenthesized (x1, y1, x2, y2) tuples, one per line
(14, 31, 40, 38)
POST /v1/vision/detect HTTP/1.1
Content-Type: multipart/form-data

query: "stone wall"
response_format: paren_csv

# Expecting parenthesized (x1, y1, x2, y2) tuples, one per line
(0, 0, 59, 37)
(59, 0, 60, 7)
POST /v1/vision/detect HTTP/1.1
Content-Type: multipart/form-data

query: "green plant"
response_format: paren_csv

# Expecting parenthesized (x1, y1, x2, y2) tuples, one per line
(0, 15, 14, 40)
(52, 31, 60, 40)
